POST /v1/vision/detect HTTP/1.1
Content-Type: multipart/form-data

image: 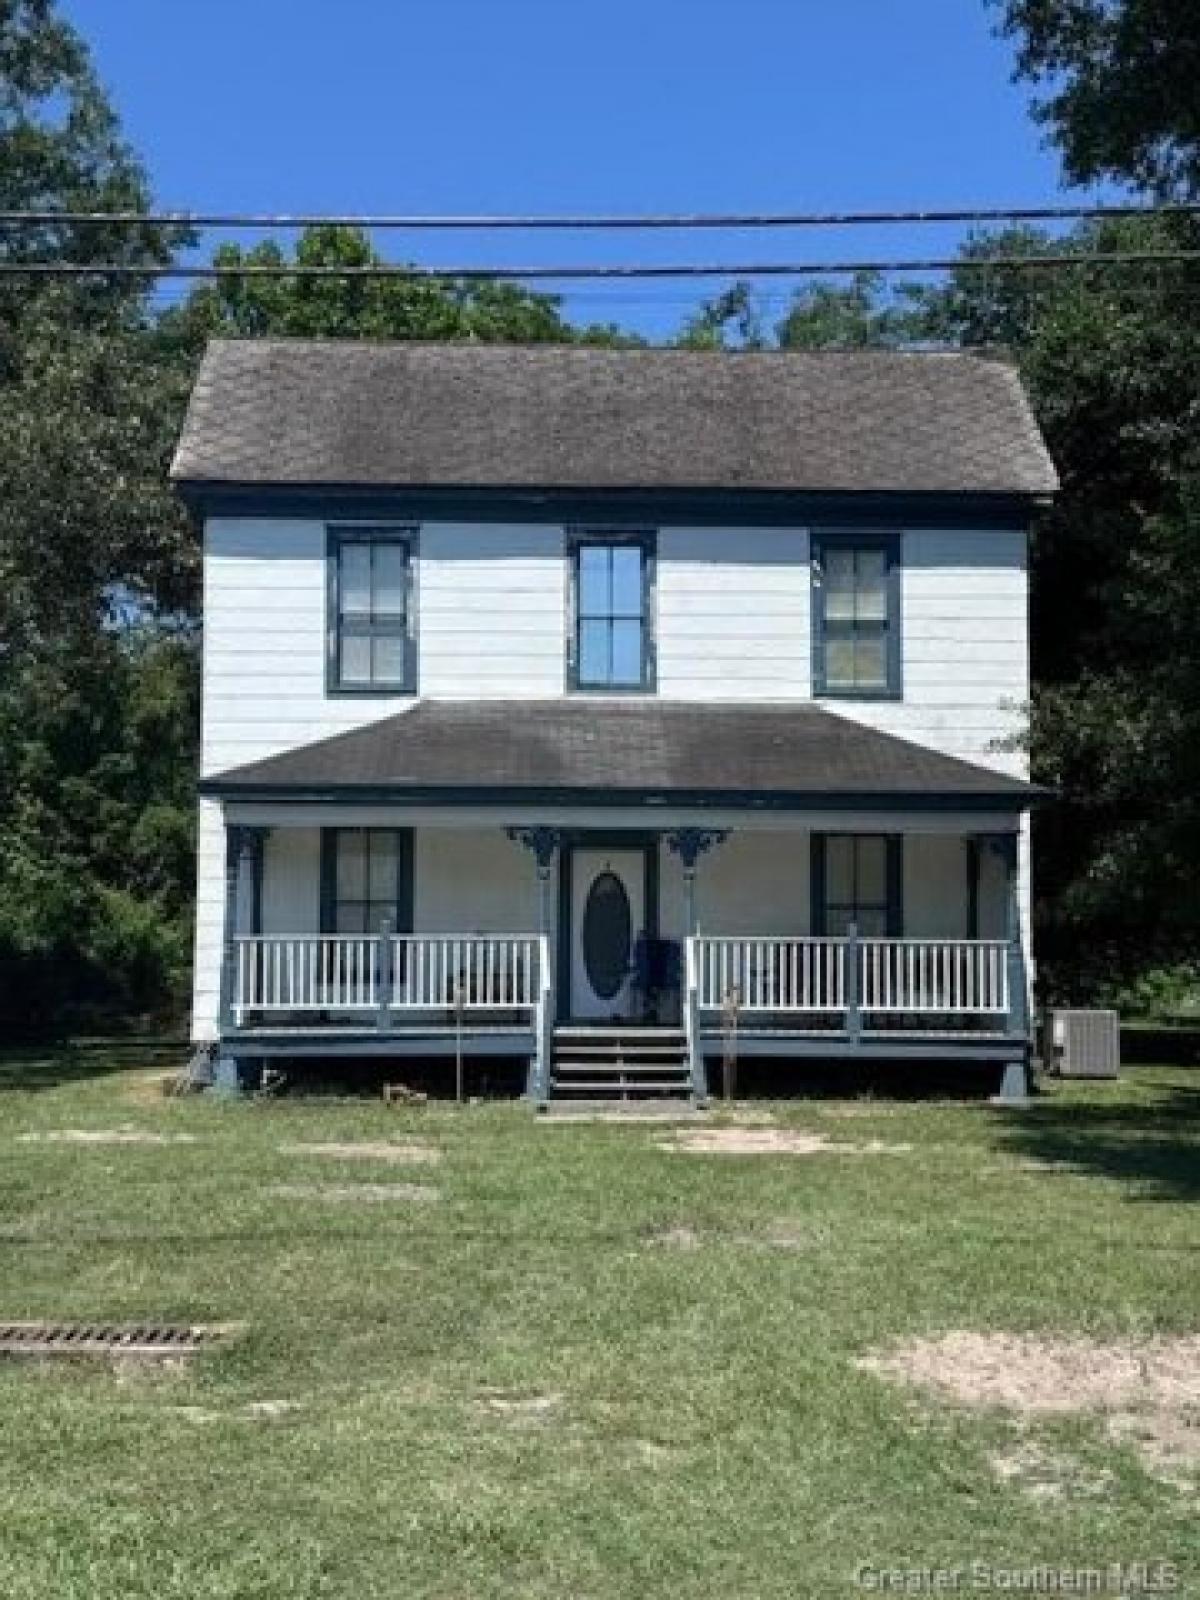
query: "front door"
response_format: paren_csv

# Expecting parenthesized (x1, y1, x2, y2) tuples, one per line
(568, 848, 646, 1020)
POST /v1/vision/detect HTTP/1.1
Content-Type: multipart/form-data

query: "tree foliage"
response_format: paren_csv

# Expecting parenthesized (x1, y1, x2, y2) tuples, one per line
(994, 0, 1200, 197)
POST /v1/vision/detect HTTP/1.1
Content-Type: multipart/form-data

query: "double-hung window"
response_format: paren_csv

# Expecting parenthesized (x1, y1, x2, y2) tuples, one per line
(328, 526, 415, 693)
(813, 834, 901, 938)
(570, 534, 654, 691)
(321, 828, 412, 935)
(812, 532, 900, 697)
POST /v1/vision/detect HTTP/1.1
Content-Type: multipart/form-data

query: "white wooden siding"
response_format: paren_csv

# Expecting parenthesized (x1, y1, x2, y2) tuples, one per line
(656, 527, 810, 699)
(202, 519, 1027, 776)
(904, 835, 969, 939)
(193, 516, 1032, 1038)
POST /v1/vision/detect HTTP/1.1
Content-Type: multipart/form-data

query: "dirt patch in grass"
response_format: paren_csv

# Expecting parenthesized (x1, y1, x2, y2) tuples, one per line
(476, 1389, 563, 1424)
(646, 1225, 703, 1250)
(17, 1126, 197, 1146)
(988, 1438, 1115, 1502)
(278, 1140, 440, 1164)
(859, 1331, 1200, 1414)
(175, 1399, 303, 1425)
(861, 1331, 1200, 1492)
(267, 1182, 438, 1204)
(662, 1128, 911, 1156)
(1107, 1409, 1200, 1490)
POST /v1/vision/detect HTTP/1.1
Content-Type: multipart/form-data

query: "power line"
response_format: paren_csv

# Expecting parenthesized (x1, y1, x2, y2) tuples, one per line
(0, 202, 1198, 230)
(2, 251, 1198, 281)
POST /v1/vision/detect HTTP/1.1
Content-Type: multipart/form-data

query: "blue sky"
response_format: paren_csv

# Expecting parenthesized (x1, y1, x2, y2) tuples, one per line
(63, 0, 1102, 338)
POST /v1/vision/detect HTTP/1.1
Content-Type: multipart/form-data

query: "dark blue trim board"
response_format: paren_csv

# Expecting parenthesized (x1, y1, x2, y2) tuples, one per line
(177, 481, 1045, 531)
(204, 780, 1038, 811)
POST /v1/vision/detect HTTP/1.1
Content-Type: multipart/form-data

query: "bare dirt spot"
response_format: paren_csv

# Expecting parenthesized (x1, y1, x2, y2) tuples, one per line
(18, 1126, 197, 1147)
(859, 1331, 1200, 1415)
(1107, 1409, 1200, 1490)
(988, 1439, 1114, 1502)
(661, 1128, 911, 1156)
(646, 1225, 703, 1250)
(278, 1140, 440, 1164)
(175, 1398, 303, 1425)
(268, 1182, 438, 1204)
(633, 1439, 680, 1466)
(861, 1331, 1200, 1492)
(476, 1389, 563, 1424)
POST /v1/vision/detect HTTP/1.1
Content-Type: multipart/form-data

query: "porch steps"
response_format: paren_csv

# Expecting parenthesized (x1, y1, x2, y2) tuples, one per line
(549, 1026, 694, 1103)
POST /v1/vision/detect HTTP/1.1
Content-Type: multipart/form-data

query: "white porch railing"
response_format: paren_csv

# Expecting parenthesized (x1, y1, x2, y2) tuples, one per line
(858, 939, 1009, 1015)
(232, 934, 545, 1023)
(688, 936, 1011, 1021)
(391, 935, 543, 1010)
(234, 936, 380, 1021)
(692, 937, 847, 1012)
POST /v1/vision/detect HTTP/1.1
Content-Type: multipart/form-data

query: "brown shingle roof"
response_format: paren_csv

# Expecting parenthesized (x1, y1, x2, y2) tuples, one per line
(200, 700, 1037, 808)
(172, 339, 1057, 498)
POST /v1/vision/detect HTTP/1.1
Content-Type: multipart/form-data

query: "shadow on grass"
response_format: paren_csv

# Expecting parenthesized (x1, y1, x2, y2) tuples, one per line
(0, 1038, 186, 1093)
(992, 1076, 1200, 1203)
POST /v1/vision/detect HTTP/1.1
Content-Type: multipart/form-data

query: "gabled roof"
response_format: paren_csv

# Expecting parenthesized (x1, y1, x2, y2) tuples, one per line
(200, 700, 1038, 810)
(171, 339, 1058, 500)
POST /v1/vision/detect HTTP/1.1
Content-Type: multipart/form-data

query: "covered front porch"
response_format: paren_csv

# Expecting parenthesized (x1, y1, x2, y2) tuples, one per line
(196, 699, 1038, 1105)
(210, 813, 1031, 1105)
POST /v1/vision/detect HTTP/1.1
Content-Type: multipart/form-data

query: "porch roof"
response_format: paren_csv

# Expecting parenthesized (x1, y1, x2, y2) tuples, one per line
(200, 700, 1040, 812)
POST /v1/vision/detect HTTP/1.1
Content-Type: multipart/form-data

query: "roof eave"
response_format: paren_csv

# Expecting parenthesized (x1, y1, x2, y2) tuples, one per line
(172, 479, 1053, 527)
(199, 778, 1044, 812)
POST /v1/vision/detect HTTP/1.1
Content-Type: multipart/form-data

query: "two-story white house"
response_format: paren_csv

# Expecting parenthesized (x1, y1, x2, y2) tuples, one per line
(173, 339, 1056, 1106)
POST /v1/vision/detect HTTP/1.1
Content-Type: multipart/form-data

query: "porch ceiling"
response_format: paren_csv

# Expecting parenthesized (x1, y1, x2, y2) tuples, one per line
(200, 700, 1040, 813)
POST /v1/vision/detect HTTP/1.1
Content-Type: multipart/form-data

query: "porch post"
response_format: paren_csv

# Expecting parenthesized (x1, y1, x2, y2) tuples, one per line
(845, 920, 862, 1043)
(215, 822, 266, 1094)
(666, 830, 728, 1107)
(505, 827, 562, 1104)
(989, 831, 1031, 1106)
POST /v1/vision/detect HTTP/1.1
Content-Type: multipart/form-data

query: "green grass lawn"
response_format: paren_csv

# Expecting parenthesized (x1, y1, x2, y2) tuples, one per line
(0, 1050, 1197, 1599)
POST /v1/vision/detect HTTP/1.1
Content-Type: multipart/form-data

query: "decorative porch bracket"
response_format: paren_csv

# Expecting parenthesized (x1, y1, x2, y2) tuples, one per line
(665, 828, 729, 935)
(215, 823, 270, 1094)
(667, 828, 729, 1107)
(504, 826, 562, 934)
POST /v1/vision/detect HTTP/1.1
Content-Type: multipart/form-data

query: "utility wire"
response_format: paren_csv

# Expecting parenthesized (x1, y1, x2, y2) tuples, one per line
(0, 202, 1198, 230)
(2, 251, 1198, 281)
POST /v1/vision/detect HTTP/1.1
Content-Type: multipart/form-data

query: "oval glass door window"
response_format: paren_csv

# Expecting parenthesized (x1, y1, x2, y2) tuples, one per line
(582, 870, 633, 1000)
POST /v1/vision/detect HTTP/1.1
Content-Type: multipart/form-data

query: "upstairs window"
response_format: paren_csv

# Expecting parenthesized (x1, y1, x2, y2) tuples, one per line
(328, 526, 415, 693)
(812, 532, 900, 697)
(569, 534, 654, 691)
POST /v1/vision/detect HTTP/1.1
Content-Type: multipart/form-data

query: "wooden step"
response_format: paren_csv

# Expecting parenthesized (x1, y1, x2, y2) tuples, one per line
(549, 1079, 695, 1095)
(553, 1062, 690, 1077)
(553, 1028, 685, 1042)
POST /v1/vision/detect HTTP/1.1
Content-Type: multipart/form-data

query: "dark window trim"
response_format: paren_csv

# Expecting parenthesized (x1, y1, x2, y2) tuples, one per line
(810, 833, 903, 937)
(565, 528, 657, 694)
(326, 524, 419, 697)
(811, 528, 903, 702)
(319, 827, 414, 935)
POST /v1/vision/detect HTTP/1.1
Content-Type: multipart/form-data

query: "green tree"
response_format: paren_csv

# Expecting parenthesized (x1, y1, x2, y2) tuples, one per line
(163, 224, 633, 352)
(909, 214, 1200, 997)
(994, 0, 1200, 196)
